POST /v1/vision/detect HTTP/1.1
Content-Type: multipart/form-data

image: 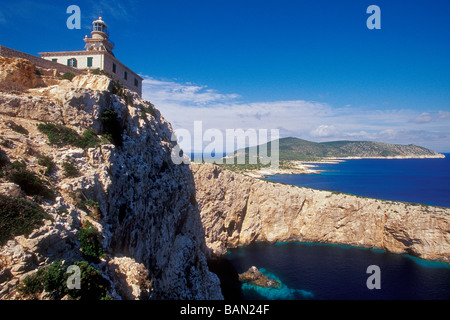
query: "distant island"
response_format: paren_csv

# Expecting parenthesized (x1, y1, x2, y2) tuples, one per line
(221, 137, 445, 177)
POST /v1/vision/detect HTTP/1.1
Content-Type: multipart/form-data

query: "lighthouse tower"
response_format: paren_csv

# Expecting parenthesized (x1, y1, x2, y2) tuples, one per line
(84, 17, 115, 55)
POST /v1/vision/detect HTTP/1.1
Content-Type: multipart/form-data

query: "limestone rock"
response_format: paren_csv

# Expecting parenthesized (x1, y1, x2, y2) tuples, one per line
(0, 61, 223, 300)
(238, 266, 280, 289)
(70, 74, 114, 92)
(106, 256, 153, 300)
(0, 183, 21, 197)
(193, 163, 450, 263)
(0, 57, 45, 91)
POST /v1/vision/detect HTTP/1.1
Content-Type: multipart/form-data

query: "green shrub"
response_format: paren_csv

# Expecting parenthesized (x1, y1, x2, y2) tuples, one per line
(111, 79, 124, 96)
(8, 169, 55, 200)
(61, 72, 75, 81)
(19, 261, 66, 298)
(100, 133, 113, 145)
(79, 129, 100, 149)
(90, 68, 112, 78)
(79, 221, 103, 261)
(38, 155, 56, 176)
(37, 123, 81, 147)
(19, 267, 46, 296)
(62, 160, 79, 177)
(19, 260, 110, 300)
(0, 194, 50, 245)
(11, 160, 26, 170)
(37, 123, 100, 149)
(7, 121, 29, 135)
(42, 260, 68, 295)
(70, 261, 110, 300)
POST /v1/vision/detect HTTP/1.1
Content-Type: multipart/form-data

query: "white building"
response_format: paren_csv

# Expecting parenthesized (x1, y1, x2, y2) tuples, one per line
(40, 17, 143, 96)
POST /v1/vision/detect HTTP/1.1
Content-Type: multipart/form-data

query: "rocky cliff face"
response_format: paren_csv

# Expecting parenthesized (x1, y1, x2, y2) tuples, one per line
(193, 163, 450, 263)
(0, 58, 222, 299)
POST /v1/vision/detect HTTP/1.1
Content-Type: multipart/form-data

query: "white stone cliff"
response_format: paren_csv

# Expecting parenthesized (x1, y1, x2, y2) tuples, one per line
(0, 58, 222, 299)
(193, 163, 450, 263)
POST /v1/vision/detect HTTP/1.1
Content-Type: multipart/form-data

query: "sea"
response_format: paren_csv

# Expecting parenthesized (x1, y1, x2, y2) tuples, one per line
(208, 155, 450, 300)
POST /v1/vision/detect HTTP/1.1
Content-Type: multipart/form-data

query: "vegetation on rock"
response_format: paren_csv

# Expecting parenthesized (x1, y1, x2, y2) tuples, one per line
(0, 194, 50, 245)
(19, 260, 110, 300)
(37, 123, 100, 149)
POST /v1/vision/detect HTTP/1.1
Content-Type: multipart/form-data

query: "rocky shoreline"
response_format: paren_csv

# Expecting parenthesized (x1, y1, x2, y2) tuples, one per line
(193, 163, 450, 263)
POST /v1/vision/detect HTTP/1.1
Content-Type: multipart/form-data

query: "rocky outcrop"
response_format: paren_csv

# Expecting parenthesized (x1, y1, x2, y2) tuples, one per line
(239, 266, 280, 289)
(0, 57, 222, 299)
(0, 57, 46, 91)
(193, 163, 450, 263)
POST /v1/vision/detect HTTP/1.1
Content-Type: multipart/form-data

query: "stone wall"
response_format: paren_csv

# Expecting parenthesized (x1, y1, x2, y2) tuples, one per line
(0, 45, 83, 76)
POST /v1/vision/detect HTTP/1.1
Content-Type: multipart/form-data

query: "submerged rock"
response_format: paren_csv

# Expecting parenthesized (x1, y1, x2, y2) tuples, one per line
(238, 266, 280, 289)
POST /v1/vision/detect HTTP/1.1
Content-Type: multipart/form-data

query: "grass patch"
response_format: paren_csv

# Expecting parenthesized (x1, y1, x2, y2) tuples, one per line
(0, 195, 50, 245)
(37, 123, 100, 149)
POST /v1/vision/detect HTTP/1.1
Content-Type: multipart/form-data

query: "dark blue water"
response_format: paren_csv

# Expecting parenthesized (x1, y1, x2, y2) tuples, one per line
(208, 155, 450, 300)
(210, 242, 450, 300)
(265, 155, 450, 208)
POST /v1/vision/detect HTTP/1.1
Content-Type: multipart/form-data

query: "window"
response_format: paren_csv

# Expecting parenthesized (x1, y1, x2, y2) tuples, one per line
(124, 71, 128, 80)
(87, 57, 93, 67)
(51, 58, 57, 63)
(94, 23, 103, 32)
(134, 78, 139, 87)
(112, 63, 116, 73)
(67, 58, 77, 68)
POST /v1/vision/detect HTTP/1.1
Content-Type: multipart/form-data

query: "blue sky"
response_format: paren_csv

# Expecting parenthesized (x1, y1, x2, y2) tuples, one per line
(1, 0, 450, 152)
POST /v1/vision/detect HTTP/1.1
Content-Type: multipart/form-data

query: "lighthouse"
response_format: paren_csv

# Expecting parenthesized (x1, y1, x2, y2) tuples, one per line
(39, 16, 142, 96)
(84, 17, 115, 55)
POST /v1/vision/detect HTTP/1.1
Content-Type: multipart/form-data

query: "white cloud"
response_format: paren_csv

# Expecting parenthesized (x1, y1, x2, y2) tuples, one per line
(310, 125, 339, 138)
(411, 112, 433, 124)
(438, 111, 450, 119)
(141, 75, 450, 152)
(142, 77, 239, 106)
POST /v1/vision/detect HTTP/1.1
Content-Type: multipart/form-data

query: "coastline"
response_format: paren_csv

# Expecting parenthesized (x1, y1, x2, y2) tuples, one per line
(243, 154, 446, 179)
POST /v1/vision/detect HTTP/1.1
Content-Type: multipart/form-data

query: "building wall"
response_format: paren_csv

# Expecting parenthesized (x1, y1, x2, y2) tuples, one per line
(43, 53, 103, 70)
(40, 50, 142, 97)
(0, 45, 82, 75)
(102, 54, 142, 96)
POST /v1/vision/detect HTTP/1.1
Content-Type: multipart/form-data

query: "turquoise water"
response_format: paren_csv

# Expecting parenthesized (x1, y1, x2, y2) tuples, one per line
(209, 156, 450, 300)
(209, 242, 450, 300)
